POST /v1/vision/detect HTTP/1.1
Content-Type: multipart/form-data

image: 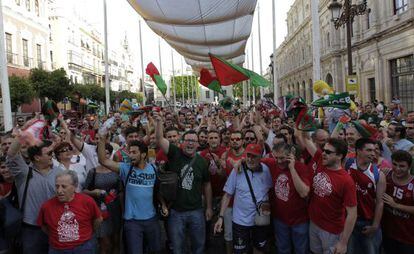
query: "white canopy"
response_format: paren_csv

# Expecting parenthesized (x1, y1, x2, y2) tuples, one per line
(127, 0, 257, 72)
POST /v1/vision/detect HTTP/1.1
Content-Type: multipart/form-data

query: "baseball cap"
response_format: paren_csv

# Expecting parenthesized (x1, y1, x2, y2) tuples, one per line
(245, 144, 262, 157)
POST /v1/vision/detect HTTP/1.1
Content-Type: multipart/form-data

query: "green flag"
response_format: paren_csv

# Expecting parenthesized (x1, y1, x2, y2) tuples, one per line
(311, 92, 352, 109)
(146, 62, 167, 95)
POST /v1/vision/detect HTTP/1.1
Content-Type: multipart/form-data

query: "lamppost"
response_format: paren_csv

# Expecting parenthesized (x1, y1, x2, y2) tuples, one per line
(328, 0, 370, 75)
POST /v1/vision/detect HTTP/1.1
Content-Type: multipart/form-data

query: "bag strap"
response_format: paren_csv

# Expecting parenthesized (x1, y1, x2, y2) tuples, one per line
(123, 164, 134, 196)
(208, 150, 220, 170)
(20, 166, 33, 213)
(241, 163, 260, 213)
(87, 168, 97, 191)
(179, 155, 198, 184)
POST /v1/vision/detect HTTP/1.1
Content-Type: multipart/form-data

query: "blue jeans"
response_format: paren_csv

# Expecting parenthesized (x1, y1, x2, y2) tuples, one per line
(123, 216, 161, 254)
(168, 208, 205, 254)
(48, 238, 96, 254)
(273, 219, 309, 254)
(21, 224, 49, 254)
(348, 219, 381, 254)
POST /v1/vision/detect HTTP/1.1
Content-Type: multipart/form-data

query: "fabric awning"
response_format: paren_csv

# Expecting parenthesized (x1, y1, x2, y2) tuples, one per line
(127, 0, 257, 73)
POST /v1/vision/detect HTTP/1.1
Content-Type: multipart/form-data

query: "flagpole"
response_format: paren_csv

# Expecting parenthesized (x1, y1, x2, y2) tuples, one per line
(171, 50, 176, 111)
(250, 34, 256, 105)
(103, 0, 110, 114)
(158, 38, 165, 106)
(246, 48, 251, 107)
(311, 0, 321, 100)
(139, 20, 146, 105)
(0, 0, 12, 131)
(191, 73, 194, 105)
(181, 57, 184, 105)
(257, 1, 264, 99)
(272, 0, 279, 102)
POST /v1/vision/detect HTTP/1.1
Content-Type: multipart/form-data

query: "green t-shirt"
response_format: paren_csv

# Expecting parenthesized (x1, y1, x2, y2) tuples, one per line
(167, 143, 209, 211)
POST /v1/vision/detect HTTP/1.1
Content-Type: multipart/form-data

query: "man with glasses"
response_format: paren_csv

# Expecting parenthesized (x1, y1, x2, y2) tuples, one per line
(155, 113, 213, 254)
(297, 133, 357, 254)
(16, 117, 25, 128)
(6, 136, 63, 253)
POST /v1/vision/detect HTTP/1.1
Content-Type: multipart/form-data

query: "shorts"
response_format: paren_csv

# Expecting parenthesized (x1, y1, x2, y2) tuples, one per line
(232, 222, 269, 254)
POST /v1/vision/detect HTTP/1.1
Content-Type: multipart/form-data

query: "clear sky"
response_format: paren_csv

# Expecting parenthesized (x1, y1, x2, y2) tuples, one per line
(77, 0, 295, 77)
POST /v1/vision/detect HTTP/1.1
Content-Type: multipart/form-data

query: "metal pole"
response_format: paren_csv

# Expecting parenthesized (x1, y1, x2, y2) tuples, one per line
(345, 0, 353, 75)
(0, 0, 12, 131)
(272, 0, 279, 102)
(250, 34, 256, 104)
(139, 20, 146, 105)
(311, 0, 321, 99)
(246, 48, 251, 106)
(257, 2, 264, 99)
(187, 71, 190, 105)
(181, 58, 184, 104)
(158, 39, 165, 106)
(171, 50, 176, 111)
(103, 0, 110, 114)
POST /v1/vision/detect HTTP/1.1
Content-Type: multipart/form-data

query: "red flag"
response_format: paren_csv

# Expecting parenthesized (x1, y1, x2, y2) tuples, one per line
(199, 68, 224, 94)
(209, 54, 248, 86)
(146, 62, 167, 95)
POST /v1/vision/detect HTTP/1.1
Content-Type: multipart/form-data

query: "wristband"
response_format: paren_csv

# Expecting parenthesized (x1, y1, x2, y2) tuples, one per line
(218, 215, 224, 220)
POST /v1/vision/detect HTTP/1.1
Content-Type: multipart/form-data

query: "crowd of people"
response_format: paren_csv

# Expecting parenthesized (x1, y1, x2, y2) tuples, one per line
(0, 98, 413, 254)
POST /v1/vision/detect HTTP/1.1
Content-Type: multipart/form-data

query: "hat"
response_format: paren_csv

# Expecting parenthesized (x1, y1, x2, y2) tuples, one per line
(245, 144, 262, 157)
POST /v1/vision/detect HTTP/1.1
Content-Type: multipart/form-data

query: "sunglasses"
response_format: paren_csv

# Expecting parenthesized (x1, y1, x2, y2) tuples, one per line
(322, 149, 336, 155)
(58, 147, 73, 153)
(245, 137, 256, 141)
(231, 138, 242, 141)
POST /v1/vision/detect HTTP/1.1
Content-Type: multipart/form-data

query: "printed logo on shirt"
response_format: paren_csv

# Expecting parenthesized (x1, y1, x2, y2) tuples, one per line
(313, 172, 332, 197)
(275, 174, 290, 202)
(128, 171, 155, 187)
(180, 165, 194, 190)
(57, 204, 79, 242)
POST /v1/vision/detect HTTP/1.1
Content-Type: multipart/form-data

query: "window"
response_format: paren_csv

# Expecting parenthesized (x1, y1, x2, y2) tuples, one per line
(394, 0, 408, 15)
(205, 90, 210, 99)
(35, 0, 39, 16)
(366, 12, 371, 29)
(26, 0, 30, 11)
(36, 44, 42, 68)
(327, 32, 331, 47)
(5, 33, 12, 64)
(22, 39, 29, 67)
(16, 0, 20, 6)
(368, 78, 376, 102)
(391, 55, 414, 111)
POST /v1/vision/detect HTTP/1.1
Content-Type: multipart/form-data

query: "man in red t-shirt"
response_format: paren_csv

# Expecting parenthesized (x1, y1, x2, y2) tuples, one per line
(262, 143, 310, 254)
(298, 132, 357, 254)
(37, 170, 102, 253)
(344, 138, 386, 254)
(382, 150, 414, 254)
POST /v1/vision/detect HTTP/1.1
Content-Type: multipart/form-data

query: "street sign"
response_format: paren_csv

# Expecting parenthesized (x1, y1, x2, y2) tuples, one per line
(346, 75, 359, 97)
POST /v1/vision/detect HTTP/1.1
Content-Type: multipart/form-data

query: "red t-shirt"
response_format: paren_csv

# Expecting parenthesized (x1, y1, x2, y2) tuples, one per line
(262, 158, 310, 226)
(0, 182, 12, 197)
(346, 160, 378, 220)
(37, 193, 101, 250)
(382, 172, 414, 244)
(308, 150, 357, 234)
(200, 146, 228, 197)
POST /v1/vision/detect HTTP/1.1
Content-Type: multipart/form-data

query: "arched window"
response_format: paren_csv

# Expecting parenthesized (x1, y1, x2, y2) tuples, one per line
(325, 73, 333, 87)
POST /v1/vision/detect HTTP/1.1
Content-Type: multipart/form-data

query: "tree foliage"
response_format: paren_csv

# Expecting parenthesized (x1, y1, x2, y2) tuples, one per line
(9, 75, 35, 111)
(170, 75, 198, 102)
(30, 68, 72, 103)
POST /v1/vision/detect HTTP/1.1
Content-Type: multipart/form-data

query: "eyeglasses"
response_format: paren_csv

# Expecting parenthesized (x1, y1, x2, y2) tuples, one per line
(245, 137, 256, 141)
(231, 137, 242, 141)
(184, 139, 198, 144)
(322, 149, 336, 155)
(45, 151, 53, 156)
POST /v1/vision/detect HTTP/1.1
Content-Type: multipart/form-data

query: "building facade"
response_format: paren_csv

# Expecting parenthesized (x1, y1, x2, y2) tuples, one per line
(3, 0, 51, 76)
(275, 0, 414, 110)
(49, 0, 103, 85)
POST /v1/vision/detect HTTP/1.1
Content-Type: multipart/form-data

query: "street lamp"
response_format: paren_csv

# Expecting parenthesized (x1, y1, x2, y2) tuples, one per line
(328, 0, 370, 75)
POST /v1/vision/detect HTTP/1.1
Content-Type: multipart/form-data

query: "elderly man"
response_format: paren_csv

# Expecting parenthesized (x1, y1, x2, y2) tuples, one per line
(37, 170, 102, 253)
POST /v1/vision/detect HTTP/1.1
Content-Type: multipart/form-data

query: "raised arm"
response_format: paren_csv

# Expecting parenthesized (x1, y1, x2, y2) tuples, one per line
(154, 112, 170, 155)
(287, 154, 310, 198)
(97, 134, 120, 173)
(295, 129, 318, 157)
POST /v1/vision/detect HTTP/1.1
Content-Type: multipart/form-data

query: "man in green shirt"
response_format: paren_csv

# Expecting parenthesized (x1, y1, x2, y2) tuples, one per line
(154, 112, 213, 254)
